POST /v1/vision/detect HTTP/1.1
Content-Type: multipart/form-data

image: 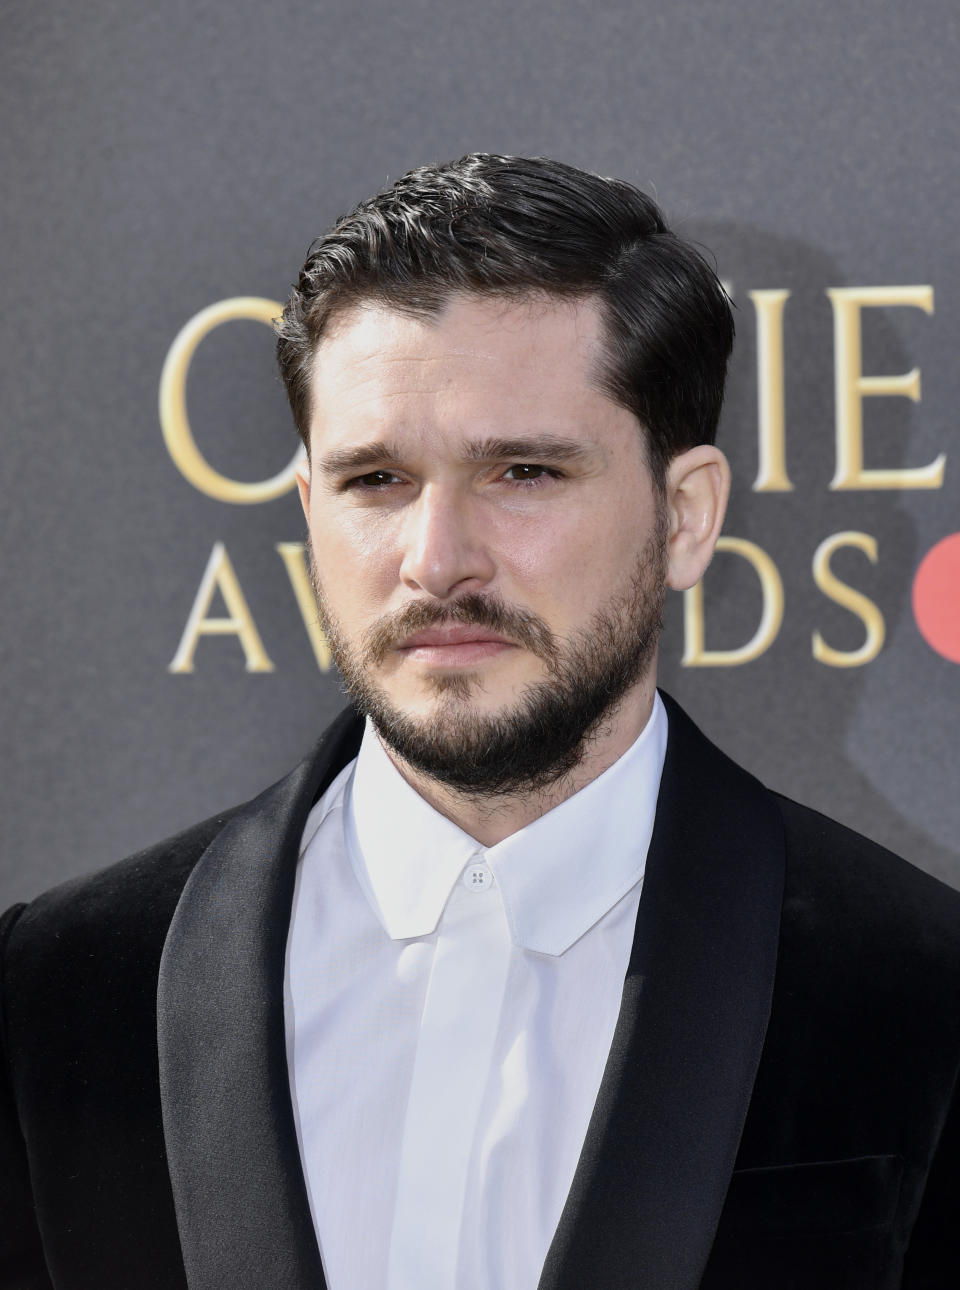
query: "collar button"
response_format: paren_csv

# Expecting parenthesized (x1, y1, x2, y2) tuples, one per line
(462, 863, 494, 892)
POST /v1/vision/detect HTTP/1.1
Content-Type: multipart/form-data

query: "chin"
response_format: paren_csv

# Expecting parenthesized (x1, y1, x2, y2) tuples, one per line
(415, 654, 542, 695)
(405, 669, 536, 713)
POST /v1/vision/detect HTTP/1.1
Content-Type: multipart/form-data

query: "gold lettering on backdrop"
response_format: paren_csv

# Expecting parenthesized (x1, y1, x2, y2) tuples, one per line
(276, 543, 333, 671)
(169, 541, 274, 673)
(812, 531, 886, 667)
(828, 285, 943, 490)
(750, 289, 793, 492)
(159, 297, 305, 503)
(682, 536, 785, 666)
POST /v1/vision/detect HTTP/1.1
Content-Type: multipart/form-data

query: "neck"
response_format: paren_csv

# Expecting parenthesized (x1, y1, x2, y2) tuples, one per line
(381, 679, 658, 847)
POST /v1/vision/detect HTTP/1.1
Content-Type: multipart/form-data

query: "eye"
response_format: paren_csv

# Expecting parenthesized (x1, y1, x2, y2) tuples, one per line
(347, 470, 401, 489)
(502, 463, 558, 483)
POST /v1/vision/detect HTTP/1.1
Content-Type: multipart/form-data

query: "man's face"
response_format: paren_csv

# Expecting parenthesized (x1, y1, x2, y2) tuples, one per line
(298, 292, 669, 794)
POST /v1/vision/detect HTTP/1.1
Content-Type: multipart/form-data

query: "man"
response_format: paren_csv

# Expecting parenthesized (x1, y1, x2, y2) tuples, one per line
(1, 155, 958, 1290)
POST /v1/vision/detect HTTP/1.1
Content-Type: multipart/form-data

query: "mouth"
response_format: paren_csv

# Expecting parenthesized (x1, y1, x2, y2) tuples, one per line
(397, 624, 517, 667)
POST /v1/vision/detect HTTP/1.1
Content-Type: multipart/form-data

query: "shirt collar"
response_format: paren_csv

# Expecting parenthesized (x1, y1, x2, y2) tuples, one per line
(347, 693, 668, 957)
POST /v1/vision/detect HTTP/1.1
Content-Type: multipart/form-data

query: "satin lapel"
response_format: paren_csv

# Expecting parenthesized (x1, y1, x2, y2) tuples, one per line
(539, 692, 786, 1290)
(157, 708, 363, 1290)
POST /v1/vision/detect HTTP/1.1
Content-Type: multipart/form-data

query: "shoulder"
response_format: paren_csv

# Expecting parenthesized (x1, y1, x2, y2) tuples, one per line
(660, 689, 960, 984)
(773, 789, 960, 921)
(0, 806, 252, 1107)
(2, 805, 242, 998)
(2, 706, 365, 990)
(770, 790, 960, 992)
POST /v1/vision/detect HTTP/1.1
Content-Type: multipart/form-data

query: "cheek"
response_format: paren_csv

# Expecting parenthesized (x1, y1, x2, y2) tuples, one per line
(308, 507, 400, 618)
(495, 503, 645, 607)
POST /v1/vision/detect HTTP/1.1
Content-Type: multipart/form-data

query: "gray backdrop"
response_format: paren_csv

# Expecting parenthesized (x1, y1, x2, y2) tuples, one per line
(3, 0, 958, 908)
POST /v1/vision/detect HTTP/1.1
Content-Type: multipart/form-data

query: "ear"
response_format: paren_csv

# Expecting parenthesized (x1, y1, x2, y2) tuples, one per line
(295, 459, 311, 523)
(664, 445, 731, 591)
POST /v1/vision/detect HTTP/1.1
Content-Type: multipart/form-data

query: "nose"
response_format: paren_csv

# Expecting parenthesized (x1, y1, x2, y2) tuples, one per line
(398, 483, 496, 599)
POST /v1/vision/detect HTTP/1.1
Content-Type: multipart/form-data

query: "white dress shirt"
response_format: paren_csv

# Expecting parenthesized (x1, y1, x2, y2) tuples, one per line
(284, 693, 667, 1290)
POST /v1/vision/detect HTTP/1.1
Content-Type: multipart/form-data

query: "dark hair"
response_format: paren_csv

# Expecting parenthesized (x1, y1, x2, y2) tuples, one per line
(276, 153, 734, 486)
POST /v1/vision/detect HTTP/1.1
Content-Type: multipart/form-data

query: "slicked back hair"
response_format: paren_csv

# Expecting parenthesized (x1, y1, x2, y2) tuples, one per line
(275, 154, 734, 488)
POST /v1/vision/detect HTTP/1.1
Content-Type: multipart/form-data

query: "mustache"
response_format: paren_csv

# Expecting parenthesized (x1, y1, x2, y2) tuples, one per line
(362, 593, 560, 670)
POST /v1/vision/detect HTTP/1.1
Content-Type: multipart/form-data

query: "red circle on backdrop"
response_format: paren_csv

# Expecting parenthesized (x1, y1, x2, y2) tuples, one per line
(912, 533, 960, 664)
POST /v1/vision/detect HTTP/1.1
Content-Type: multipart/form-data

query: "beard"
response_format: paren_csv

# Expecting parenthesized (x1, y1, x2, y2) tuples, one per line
(309, 513, 668, 798)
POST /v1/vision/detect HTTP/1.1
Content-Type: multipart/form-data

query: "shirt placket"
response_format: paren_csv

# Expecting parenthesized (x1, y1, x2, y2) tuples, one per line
(386, 855, 511, 1290)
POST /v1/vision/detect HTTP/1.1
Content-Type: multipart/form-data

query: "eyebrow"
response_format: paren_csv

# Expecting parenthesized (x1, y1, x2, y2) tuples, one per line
(316, 434, 593, 477)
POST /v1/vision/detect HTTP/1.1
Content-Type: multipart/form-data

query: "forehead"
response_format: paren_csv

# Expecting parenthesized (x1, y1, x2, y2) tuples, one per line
(306, 293, 623, 444)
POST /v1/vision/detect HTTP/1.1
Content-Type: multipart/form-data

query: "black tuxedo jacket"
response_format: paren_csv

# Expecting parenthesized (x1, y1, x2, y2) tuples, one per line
(2, 693, 959, 1289)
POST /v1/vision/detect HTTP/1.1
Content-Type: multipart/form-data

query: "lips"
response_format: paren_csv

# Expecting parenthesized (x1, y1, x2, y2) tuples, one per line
(361, 591, 557, 669)
(399, 625, 515, 650)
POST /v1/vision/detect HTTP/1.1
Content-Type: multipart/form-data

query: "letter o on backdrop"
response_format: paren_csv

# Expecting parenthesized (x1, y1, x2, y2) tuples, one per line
(159, 296, 305, 504)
